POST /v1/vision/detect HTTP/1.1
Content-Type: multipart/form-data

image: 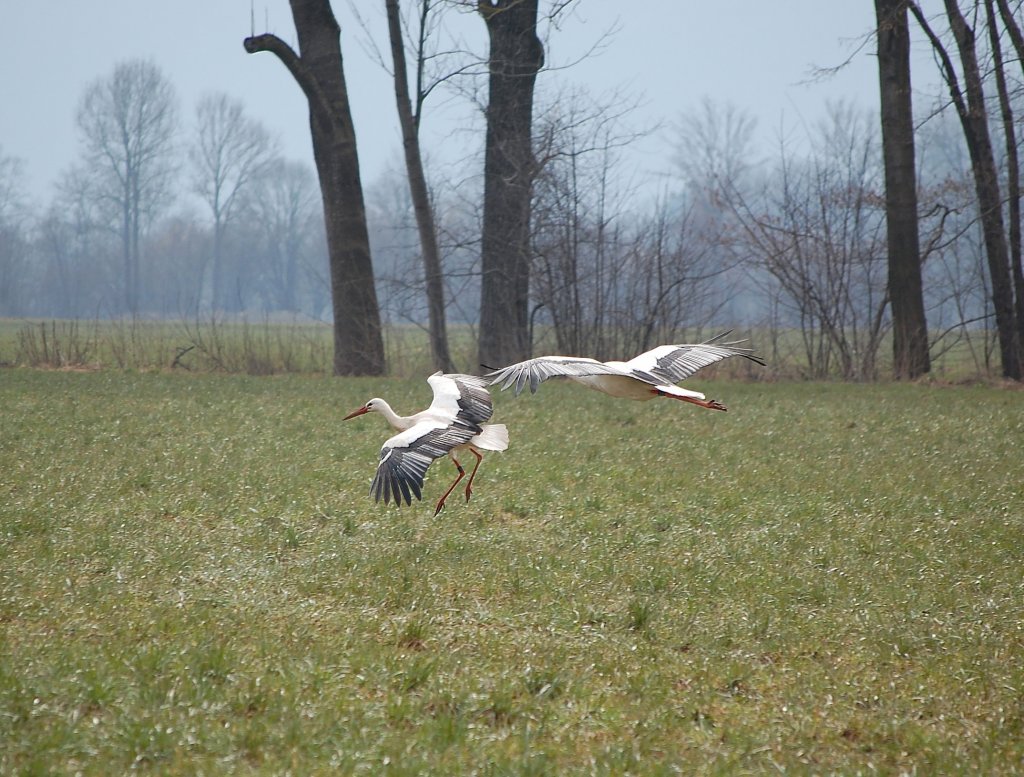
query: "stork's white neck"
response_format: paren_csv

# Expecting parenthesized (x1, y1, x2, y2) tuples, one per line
(373, 400, 414, 432)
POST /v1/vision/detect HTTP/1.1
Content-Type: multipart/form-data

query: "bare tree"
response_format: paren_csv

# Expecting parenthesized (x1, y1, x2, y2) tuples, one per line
(190, 92, 277, 312)
(618, 199, 733, 355)
(477, 0, 544, 368)
(0, 147, 23, 219)
(384, 0, 455, 371)
(248, 158, 321, 313)
(529, 87, 725, 358)
(875, 0, 931, 379)
(245, 0, 385, 375)
(145, 215, 209, 316)
(911, 0, 1021, 379)
(727, 105, 890, 380)
(0, 147, 29, 317)
(988, 0, 1024, 363)
(44, 166, 117, 317)
(907, 114, 977, 366)
(530, 101, 622, 356)
(36, 207, 79, 318)
(674, 98, 759, 193)
(75, 59, 178, 314)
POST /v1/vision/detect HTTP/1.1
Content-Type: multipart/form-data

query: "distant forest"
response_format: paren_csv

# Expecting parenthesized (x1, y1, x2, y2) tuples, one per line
(2, 1, 1023, 380)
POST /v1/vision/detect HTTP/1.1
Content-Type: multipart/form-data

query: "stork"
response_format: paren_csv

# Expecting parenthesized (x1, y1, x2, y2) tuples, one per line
(486, 333, 764, 411)
(343, 372, 509, 515)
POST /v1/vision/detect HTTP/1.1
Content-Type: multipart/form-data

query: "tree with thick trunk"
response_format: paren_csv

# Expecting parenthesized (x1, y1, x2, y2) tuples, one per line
(244, 0, 385, 376)
(990, 0, 1024, 367)
(874, 0, 930, 379)
(911, 0, 1021, 379)
(477, 0, 544, 368)
(385, 0, 454, 372)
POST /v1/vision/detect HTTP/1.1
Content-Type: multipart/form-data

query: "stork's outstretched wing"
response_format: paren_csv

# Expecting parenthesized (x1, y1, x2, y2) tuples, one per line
(371, 420, 479, 506)
(486, 356, 628, 396)
(426, 372, 494, 425)
(623, 335, 766, 386)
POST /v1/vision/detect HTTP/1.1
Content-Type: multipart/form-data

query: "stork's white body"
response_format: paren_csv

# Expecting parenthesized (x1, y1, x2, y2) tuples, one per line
(570, 368, 706, 402)
(344, 373, 508, 513)
(487, 334, 764, 410)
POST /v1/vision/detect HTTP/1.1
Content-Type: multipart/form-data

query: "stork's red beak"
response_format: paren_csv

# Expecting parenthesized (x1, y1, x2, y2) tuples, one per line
(343, 405, 370, 420)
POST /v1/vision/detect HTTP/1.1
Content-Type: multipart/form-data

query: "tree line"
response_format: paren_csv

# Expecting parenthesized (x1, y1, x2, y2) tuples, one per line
(0, 61, 330, 323)
(2, 0, 1023, 380)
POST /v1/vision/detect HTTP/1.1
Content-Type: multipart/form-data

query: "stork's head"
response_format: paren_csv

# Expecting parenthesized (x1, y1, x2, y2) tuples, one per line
(343, 398, 385, 420)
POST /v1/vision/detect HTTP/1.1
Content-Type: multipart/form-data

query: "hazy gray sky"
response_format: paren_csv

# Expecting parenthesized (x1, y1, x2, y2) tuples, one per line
(3, 2, 930, 204)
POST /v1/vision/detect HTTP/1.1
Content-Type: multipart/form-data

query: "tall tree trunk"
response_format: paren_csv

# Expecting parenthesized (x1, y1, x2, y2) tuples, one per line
(912, 1, 1021, 379)
(992, 0, 1024, 363)
(985, 0, 1024, 368)
(875, 0, 931, 379)
(245, 0, 385, 376)
(385, 0, 454, 372)
(477, 0, 544, 368)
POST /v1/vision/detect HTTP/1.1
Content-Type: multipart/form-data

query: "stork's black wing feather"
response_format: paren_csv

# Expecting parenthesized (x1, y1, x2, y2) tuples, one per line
(370, 421, 479, 506)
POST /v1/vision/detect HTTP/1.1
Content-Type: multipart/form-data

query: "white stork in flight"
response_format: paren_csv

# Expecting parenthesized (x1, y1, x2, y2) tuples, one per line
(486, 333, 764, 411)
(343, 372, 509, 515)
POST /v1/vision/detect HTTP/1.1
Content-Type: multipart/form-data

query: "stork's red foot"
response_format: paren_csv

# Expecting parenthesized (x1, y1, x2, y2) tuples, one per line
(655, 388, 728, 411)
(673, 393, 728, 411)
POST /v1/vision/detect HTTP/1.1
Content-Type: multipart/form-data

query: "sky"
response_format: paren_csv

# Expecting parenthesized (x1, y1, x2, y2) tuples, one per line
(2, 2, 933, 206)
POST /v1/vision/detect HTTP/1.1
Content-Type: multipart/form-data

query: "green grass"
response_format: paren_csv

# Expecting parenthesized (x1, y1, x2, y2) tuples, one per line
(1, 370, 1022, 774)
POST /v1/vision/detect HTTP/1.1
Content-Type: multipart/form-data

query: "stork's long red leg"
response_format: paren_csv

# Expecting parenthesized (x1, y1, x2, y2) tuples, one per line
(434, 458, 466, 516)
(653, 388, 727, 411)
(463, 448, 484, 502)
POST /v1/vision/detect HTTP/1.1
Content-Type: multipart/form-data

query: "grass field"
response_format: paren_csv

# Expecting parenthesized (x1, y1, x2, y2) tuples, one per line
(0, 318, 477, 378)
(2, 369, 1022, 774)
(0, 316, 1002, 381)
